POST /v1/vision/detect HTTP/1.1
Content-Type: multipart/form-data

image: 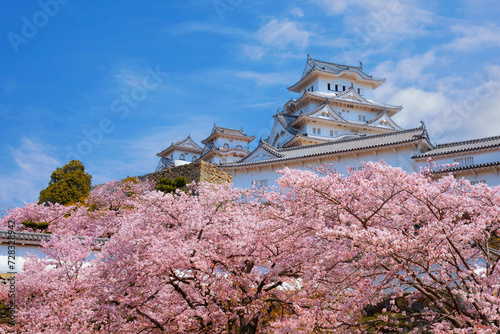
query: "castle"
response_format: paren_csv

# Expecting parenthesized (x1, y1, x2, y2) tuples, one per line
(156, 55, 500, 188)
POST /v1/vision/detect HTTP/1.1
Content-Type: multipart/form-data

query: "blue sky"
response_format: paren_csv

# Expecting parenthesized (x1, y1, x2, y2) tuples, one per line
(1, 0, 500, 209)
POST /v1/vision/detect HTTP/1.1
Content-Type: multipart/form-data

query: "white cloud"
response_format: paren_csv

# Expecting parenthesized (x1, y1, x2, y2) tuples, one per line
(169, 21, 250, 38)
(312, 0, 436, 59)
(374, 51, 439, 87)
(310, 0, 347, 15)
(88, 117, 212, 185)
(242, 45, 265, 61)
(290, 7, 305, 18)
(0, 255, 27, 273)
(389, 87, 449, 132)
(255, 19, 311, 50)
(235, 71, 296, 86)
(240, 101, 283, 108)
(444, 24, 500, 51)
(0, 138, 61, 209)
(373, 54, 500, 143)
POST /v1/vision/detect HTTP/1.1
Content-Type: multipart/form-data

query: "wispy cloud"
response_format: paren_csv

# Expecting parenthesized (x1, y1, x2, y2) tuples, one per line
(373, 54, 500, 143)
(255, 19, 311, 50)
(235, 71, 296, 86)
(240, 101, 283, 108)
(290, 7, 305, 18)
(169, 21, 250, 38)
(310, 0, 347, 15)
(87, 117, 213, 185)
(242, 45, 265, 61)
(311, 0, 436, 59)
(444, 24, 500, 51)
(0, 138, 61, 209)
(374, 51, 441, 87)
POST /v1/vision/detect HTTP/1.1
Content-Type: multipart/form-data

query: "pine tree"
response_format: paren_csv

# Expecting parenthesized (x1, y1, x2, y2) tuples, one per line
(39, 160, 92, 205)
(155, 176, 187, 194)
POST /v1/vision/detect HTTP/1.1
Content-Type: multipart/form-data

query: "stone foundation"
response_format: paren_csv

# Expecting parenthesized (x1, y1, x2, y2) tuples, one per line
(140, 160, 232, 185)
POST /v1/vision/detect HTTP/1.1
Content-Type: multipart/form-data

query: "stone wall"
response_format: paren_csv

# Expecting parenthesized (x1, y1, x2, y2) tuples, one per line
(140, 160, 232, 185)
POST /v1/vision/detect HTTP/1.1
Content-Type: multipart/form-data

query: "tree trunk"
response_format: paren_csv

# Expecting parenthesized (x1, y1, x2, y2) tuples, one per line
(239, 316, 259, 334)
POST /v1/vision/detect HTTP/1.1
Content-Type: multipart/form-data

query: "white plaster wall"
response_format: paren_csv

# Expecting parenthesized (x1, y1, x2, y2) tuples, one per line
(316, 77, 375, 100)
(297, 103, 320, 115)
(170, 149, 199, 162)
(213, 137, 250, 150)
(0, 244, 99, 273)
(454, 170, 500, 186)
(424, 150, 500, 167)
(230, 145, 419, 189)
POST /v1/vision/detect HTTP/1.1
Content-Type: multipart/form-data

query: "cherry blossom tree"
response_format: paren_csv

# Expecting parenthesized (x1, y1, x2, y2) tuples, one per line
(2, 162, 499, 333)
(268, 162, 500, 333)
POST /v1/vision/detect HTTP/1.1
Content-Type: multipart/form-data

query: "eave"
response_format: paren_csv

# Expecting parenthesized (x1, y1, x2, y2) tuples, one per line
(222, 127, 430, 170)
(157, 145, 203, 157)
(201, 133, 255, 145)
(282, 134, 327, 148)
(290, 92, 401, 115)
(289, 114, 397, 134)
(431, 161, 500, 176)
(287, 68, 386, 93)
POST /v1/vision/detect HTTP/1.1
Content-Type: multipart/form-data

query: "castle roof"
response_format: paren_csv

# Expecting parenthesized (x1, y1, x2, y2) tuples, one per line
(157, 135, 203, 157)
(202, 125, 255, 144)
(413, 135, 500, 159)
(431, 161, 500, 175)
(288, 55, 386, 93)
(223, 126, 431, 168)
(286, 89, 402, 115)
(288, 114, 397, 134)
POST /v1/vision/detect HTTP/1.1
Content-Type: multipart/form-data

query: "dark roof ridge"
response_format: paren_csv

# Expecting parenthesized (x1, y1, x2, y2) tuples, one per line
(435, 134, 500, 148)
(309, 57, 363, 71)
(432, 161, 500, 174)
(277, 126, 424, 153)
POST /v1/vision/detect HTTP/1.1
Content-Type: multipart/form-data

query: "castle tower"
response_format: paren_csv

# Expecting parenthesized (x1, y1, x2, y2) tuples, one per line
(199, 125, 255, 164)
(268, 55, 403, 148)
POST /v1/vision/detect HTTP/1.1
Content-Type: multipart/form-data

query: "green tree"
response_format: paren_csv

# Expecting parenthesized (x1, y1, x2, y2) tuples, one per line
(39, 160, 92, 205)
(155, 176, 187, 194)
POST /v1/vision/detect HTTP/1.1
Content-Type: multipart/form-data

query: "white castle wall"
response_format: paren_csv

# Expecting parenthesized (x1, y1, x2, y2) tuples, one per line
(230, 145, 419, 189)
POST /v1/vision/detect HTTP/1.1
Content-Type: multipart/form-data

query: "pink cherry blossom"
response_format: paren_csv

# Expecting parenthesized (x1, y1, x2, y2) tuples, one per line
(2, 162, 499, 333)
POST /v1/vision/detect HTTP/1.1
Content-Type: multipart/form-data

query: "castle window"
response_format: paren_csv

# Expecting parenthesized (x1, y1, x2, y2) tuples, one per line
(223, 143, 229, 149)
(330, 130, 338, 136)
(312, 128, 317, 134)
(192, 156, 197, 162)
(180, 154, 185, 160)
(343, 86, 346, 91)
(358, 115, 366, 122)
(235, 145, 242, 149)
(252, 180, 268, 188)
(335, 84, 339, 91)
(454, 157, 474, 167)
(328, 83, 331, 90)
(358, 88, 364, 95)
(317, 128, 321, 135)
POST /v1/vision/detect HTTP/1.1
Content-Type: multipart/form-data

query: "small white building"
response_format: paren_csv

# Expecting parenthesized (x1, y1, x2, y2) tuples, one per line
(156, 55, 500, 187)
(199, 125, 254, 164)
(156, 135, 203, 171)
(156, 125, 254, 170)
